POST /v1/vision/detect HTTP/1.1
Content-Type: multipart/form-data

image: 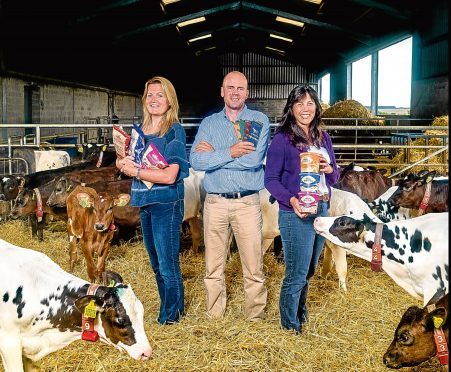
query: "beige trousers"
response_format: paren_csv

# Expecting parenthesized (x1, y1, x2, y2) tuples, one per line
(203, 193, 267, 321)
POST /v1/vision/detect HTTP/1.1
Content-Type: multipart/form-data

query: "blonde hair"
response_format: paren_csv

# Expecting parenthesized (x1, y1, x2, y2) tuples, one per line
(141, 76, 179, 136)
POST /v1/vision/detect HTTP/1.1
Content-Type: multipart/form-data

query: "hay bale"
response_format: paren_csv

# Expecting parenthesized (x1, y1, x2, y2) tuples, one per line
(320, 101, 330, 111)
(322, 99, 384, 126)
(0, 220, 441, 371)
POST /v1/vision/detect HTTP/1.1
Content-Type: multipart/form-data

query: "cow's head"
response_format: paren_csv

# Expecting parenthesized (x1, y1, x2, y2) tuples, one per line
(47, 177, 74, 208)
(314, 215, 374, 247)
(1, 176, 25, 201)
(77, 191, 130, 232)
(388, 171, 436, 209)
(10, 188, 36, 218)
(74, 271, 152, 360)
(383, 302, 448, 368)
(78, 143, 107, 162)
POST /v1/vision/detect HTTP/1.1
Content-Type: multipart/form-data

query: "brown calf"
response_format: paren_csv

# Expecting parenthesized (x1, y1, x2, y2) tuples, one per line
(335, 165, 397, 202)
(48, 176, 140, 233)
(66, 185, 130, 282)
(384, 293, 448, 369)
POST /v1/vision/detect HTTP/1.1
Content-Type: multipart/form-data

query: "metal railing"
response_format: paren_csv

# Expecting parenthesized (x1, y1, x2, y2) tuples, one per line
(0, 118, 448, 176)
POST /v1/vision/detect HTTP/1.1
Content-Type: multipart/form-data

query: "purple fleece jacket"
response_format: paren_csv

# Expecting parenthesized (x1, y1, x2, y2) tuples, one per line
(264, 131, 340, 211)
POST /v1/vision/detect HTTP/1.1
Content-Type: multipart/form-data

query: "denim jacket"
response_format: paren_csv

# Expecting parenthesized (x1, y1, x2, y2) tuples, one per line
(130, 123, 189, 207)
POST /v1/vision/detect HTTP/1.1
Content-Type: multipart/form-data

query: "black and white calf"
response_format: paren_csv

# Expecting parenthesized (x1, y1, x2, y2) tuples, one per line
(368, 186, 412, 223)
(0, 240, 151, 372)
(314, 213, 448, 305)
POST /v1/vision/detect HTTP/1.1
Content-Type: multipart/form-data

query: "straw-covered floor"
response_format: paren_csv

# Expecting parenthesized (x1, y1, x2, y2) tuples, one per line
(0, 220, 442, 371)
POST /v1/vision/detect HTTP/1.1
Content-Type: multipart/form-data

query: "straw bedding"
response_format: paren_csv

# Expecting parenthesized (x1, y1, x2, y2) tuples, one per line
(0, 219, 442, 371)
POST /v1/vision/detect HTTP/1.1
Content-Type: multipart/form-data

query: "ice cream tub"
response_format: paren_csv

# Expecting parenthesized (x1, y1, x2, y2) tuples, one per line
(299, 172, 320, 188)
(300, 184, 320, 193)
(300, 152, 321, 173)
(298, 191, 320, 214)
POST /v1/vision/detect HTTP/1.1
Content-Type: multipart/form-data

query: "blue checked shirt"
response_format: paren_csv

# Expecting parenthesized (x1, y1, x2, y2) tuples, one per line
(189, 105, 270, 193)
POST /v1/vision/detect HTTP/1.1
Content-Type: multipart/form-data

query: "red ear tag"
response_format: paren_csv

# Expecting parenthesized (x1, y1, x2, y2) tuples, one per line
(81, 315, 99, 342)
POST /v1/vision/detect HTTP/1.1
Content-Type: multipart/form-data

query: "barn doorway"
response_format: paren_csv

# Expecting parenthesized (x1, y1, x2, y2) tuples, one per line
(24, 83, 40, 137)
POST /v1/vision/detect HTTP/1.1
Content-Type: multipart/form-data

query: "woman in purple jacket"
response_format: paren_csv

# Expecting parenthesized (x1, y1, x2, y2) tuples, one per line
(264, 85, 340, 334)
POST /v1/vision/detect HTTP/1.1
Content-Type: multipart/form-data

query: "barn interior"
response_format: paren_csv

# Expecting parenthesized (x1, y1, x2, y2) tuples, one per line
(0, 2, 449, 371)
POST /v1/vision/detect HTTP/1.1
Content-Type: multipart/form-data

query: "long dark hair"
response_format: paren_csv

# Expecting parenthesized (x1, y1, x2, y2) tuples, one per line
(276, 84, 323, 149)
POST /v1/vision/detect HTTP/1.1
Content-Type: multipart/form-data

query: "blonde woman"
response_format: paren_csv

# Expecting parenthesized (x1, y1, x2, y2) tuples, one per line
(117, 76, 189, 324)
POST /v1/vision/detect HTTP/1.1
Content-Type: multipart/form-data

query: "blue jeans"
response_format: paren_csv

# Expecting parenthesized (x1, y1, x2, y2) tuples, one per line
(278, 201, 328, 333)
(140, 200, 184, 324)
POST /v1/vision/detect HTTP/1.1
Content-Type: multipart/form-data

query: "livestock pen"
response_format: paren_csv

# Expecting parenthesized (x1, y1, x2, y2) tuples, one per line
(0, 219, 442, 371)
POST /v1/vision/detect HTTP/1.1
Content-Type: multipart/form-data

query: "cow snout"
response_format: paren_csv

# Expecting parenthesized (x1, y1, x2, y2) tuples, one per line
(313, 217, 325, 233)
(383, 352, 401, 369)
(95, 223, 106, 231)
(139, 348, 152, 361)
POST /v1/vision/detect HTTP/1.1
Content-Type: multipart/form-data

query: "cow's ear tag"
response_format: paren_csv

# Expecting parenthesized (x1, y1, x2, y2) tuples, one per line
(77, 193, 92, 208)
(78, 146, 84, 153)
(84, 300, 97, 318)
(115, 194, 130, 207)
(102, 145, 107, 152)
(433, 315, 444, 329)
(108, 280, 115, 287)
(79, 198, 90, 208)
(425, 175, 434, 184)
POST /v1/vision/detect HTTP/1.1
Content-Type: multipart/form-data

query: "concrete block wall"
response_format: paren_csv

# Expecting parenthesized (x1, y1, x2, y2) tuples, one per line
(0, 77, 26, 141)
(113, 94, 142, 123)
(0, 74, 140, 143)
(73, 89, 109, 123)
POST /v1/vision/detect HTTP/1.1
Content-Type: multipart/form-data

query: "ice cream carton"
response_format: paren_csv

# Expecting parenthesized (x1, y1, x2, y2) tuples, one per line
(298, 191, 320, 214)
(299, 172, 320, 188)
(300, 152, 321, 173)
(300, 184, 320, 194)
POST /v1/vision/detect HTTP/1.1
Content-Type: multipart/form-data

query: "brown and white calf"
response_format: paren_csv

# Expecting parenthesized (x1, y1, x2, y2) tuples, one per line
(66, 185, 130, 282)
(0, 240, 151, 372)
(10, 180, 67, 241)
(384, 294, 448, 369)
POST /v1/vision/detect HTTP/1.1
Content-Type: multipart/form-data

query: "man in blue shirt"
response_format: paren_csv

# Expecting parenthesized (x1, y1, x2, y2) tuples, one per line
(190, 71, 270, 321)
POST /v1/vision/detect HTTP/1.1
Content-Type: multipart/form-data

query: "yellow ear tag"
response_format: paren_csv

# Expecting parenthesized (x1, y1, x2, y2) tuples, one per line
(84, 300, 97, 318)
(102, 145, 107, 152)
(79, 198, 91, 208)
(433, 316, 444, 329)
(108, 280, 115, 287)
(78, 147, 84, 153)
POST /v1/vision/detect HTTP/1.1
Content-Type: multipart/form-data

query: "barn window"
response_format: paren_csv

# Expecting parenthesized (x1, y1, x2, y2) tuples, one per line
(350, 55, 372, 108)
(318, 73, 330, 105)
(377, 37, 412, 115)
(347, 36, 412, 116)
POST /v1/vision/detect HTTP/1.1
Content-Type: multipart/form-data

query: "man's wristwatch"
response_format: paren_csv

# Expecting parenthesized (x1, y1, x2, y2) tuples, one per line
(136, 168, 141, 180)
